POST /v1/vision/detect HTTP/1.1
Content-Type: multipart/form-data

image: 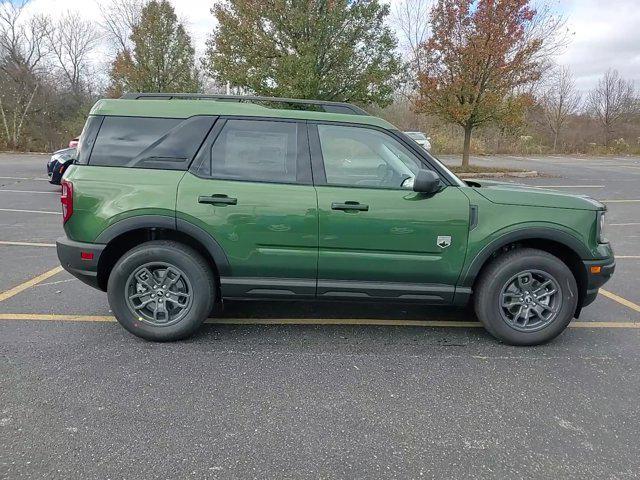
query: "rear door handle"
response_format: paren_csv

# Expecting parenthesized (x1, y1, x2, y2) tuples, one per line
(331, 201, 369, 211)
(198, 194, 237, 205)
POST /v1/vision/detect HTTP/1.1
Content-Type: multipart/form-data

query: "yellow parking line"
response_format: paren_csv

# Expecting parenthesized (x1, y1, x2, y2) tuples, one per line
(615, 256, 640, 259)
(571, 322, 640, 328)
(599, 289, 640, 313)
(0, 241, 56, 247)
(0, 266, 64, 302)
(0, 314, 637, 329)
(602, 199, 640, 203)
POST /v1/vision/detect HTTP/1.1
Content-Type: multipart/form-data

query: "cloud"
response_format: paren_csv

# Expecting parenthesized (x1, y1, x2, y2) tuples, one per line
(553, 0, 640, 91)
(6, 0, 639, 92)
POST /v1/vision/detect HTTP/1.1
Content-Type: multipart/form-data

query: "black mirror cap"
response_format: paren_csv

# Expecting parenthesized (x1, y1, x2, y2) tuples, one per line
(413, 169, 441, 194)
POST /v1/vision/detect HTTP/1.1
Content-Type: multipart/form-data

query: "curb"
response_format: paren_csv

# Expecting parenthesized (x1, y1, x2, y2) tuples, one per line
(456, 170, 538, 179)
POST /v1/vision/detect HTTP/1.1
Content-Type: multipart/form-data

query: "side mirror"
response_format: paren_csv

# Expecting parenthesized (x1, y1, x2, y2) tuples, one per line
(412, 169, 441, 194)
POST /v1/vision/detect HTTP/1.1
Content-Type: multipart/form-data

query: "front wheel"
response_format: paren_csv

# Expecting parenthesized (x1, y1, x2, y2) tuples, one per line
(474, 248, 578, 346)
(107, 241, 216, 341)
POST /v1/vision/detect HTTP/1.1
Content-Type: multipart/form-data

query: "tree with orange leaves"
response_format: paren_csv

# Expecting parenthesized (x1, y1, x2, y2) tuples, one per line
(416, 0, 566, 166)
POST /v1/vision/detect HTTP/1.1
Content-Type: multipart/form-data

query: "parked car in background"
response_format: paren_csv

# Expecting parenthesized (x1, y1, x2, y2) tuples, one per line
(47, 147, 76, 185)
(404, 131, 431, 151)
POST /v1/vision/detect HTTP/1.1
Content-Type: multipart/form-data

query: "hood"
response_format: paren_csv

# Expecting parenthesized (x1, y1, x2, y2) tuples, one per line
(465, 179, 605, 211)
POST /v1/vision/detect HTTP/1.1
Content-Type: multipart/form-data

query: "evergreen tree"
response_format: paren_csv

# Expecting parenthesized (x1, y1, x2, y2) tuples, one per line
(109, 0, 200, 96)
(205, 0, 402, 106)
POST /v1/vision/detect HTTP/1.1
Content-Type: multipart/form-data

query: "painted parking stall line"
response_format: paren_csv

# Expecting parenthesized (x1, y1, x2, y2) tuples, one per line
(0, 176, 49, 181)
(599, 289, 640, 314)
(0, 208, 61, 215)
(0, 241, 56, 247)
(0, 266, 64, 302)
(0, 189, 59, 195)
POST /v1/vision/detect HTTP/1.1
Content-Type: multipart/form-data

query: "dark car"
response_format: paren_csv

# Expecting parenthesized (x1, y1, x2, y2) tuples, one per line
(47, 147, 76, 185)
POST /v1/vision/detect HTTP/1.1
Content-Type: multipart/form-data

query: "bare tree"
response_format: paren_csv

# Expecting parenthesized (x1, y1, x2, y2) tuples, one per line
(99, 0, 147, 53)
(540, 66, 581, 152)
(0, 0, 49, 149)
(43, 12, 101, 95)
(588, 69, 635, 147)
(393, 0, 432, 80)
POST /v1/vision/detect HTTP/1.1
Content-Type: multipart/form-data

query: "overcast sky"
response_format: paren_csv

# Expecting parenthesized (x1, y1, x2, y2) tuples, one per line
(14, 0, 640, 93)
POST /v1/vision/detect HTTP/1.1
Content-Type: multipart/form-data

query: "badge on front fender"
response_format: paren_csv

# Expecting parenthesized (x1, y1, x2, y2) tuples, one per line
(437, 236, 452, 249)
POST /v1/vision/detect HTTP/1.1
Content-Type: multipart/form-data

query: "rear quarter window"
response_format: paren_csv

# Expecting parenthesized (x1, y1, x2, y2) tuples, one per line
(89, 116, 215, 170)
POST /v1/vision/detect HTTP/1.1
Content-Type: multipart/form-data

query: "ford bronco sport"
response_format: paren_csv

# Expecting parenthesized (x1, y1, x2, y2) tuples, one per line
(56, 93, 615, 345)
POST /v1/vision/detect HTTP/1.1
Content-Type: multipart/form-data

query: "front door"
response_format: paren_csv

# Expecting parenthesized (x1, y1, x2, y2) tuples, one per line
(177, 118, 318, 298)
(311, 123, 470, 302)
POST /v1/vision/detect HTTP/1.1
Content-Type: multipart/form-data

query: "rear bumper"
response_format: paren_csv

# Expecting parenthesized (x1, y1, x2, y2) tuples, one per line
(56, 237, 105, 290)
(581, 257, 616, 307)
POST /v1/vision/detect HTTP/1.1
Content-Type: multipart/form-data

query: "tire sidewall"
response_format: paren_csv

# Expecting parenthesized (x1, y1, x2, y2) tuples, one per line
(476, 252, 578, 346)
(108, 243, 214, 341)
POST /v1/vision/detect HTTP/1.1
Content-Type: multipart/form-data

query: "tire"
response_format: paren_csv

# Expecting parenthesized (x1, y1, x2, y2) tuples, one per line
(474, 248, 578, 346)
(107, 240, 216, 341)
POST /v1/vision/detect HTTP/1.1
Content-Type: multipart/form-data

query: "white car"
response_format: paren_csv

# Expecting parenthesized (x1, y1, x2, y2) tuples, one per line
(404, 131, 431, 151)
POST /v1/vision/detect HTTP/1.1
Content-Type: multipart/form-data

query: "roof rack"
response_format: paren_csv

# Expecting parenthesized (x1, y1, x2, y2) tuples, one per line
(120, 93, 369, 116)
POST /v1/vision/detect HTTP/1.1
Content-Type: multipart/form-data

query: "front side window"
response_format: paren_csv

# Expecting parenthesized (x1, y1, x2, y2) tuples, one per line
(317, 124, 424, 189)
(200, 119, 299, 183)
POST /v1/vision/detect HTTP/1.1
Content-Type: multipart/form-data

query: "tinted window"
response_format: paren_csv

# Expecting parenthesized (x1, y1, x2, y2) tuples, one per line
(75, 115, 103, 165)
(199, 119, 299, 183)
(89, 116, 215, 169)
(317, 124, 424, 189)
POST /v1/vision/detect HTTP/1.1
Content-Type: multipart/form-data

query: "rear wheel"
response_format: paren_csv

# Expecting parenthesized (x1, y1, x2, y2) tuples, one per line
(107, 241, 216, 341)
(474, 248, 578, 346)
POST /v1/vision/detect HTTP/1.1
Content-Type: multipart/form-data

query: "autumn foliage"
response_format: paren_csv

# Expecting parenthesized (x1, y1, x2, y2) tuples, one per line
(415, 0, 562, 166)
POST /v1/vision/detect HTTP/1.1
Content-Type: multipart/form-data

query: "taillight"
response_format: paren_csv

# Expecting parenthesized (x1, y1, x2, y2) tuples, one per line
(61, 180, 73, 223)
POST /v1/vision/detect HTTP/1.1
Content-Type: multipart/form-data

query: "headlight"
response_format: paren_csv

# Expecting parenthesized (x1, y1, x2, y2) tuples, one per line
(597, 211, 607, 243)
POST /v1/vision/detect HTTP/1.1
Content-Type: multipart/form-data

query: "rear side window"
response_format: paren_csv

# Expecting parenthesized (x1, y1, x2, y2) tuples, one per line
(75, 115, 103, 165)
(196, 119, 300, 183)
(89, 116, 215, 169)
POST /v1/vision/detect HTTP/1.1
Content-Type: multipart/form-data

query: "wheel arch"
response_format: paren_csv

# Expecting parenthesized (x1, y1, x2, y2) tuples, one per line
(95, 215, 230, 292)
(462, 228, 589, 310)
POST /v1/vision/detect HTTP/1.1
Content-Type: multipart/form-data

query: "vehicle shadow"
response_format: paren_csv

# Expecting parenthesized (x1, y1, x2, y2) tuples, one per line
(215, 299, 478, 322)
(180, 301, 495, 353)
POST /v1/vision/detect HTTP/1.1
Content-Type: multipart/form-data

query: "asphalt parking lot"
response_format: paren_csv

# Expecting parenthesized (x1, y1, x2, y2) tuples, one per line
(1, 152, 639, 479)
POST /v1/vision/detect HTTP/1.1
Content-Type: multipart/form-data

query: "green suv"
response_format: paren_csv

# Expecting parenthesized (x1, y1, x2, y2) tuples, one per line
(56, 94, 615, 345)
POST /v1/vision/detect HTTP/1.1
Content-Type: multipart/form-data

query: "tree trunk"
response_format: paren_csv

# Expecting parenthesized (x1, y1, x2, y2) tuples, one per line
(553, 130, 558, 153)
(462, 125, 473, 168)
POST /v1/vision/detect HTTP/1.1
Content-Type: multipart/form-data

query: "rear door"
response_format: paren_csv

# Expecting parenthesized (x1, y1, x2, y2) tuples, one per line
(310, 123, 470, 303)
(176, 118, 318, 298)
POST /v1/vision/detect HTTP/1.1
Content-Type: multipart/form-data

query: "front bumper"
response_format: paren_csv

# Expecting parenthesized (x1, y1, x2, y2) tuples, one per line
(56, 236, 105, 290)
(581, 256, 616, 307)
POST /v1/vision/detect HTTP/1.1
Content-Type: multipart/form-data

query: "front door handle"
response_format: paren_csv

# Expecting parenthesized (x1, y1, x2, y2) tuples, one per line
(331, 201, 369, 211)
(198, 194, 237, 205)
